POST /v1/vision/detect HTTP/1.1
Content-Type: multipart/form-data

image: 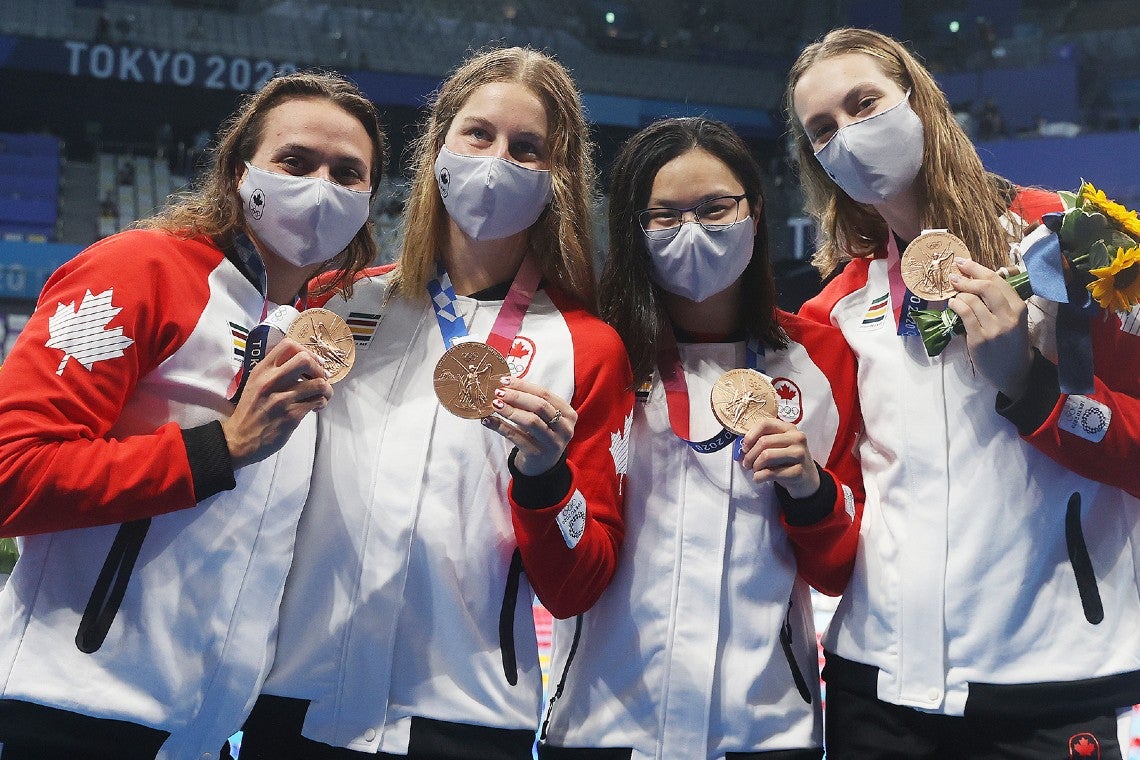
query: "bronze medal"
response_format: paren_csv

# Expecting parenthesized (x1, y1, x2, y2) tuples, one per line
(285, 307, 356, 384)
(433, 341, 510, 419)
(710, 368, 778, 436)
(900, 230, 972, 300)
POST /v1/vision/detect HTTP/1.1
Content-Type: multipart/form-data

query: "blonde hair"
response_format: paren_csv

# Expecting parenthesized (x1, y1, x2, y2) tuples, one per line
(785, 28, 1021, 276)
(140, 70, 387, 295)
(394, 46, 598, 307)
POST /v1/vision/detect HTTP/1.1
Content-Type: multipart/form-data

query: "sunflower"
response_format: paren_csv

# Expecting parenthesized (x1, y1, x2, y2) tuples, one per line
(1087, 245, 1140, 313)
(1079, 183, 1140, 238)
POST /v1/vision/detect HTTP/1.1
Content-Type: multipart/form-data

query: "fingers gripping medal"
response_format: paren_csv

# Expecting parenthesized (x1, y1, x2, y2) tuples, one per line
(900, 230, 972, 300)
(433, 341, 511, 419)
(710, 368, 778, 436)
(285, 307, 356, 383)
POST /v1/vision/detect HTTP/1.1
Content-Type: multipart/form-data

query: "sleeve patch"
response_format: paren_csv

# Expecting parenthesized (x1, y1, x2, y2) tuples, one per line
(556, 490, 587, 549)
(841, 483, 856, 521)
(1059, 395, 1111, 443)
(45, 288, 134, 375)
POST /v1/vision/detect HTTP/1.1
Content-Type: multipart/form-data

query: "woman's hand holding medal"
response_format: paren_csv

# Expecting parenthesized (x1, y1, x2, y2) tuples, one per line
(947, 257, 1034, 400)
(222, 337, 333, 469)
(738, 418, 822, 499)
(480, 376, 576, 477)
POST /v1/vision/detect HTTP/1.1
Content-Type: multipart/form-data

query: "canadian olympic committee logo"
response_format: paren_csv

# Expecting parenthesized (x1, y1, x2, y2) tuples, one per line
(438, 167, 450, 198)
(248, 188, 265, 220)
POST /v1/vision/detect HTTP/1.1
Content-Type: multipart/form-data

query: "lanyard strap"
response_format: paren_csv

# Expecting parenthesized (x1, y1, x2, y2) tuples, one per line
(658, 335, 764, 454)
(227, 233, 281, 403)
(427, 255, 542, 354)
(886, 234, 929, 338)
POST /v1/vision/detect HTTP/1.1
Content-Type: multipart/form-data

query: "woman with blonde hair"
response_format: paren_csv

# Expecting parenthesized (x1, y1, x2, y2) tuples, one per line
(235, 46, 634, 760)
(788, 27, 1140, 758)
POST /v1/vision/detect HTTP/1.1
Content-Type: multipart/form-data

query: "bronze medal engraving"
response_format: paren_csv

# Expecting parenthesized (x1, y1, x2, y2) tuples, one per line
(710, 368, 778, 436)
(901, 230, 972, 300)
(433, 341, 510, 419)
(285, 307, 356, 384)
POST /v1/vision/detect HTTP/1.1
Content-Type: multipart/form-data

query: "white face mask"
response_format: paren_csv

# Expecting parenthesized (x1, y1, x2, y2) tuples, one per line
(646, 218, 754, 303)
(238, 162, 371, 268)
(434, 146, 553, 241)
(814, 93, 924, 205)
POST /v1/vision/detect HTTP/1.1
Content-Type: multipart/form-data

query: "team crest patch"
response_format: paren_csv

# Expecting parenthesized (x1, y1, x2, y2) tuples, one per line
(860, 293, 889, 330)
(556, 490, 587, 549)
(772, 377, 803, 424)
(1069, 732, 1100, 758)
(506, 335, 536, 377)
(229, 321, 249, 368)
(1059, 395, 1111, 443)
(45, 289, 134, 375)
(346, 311, 383, 347)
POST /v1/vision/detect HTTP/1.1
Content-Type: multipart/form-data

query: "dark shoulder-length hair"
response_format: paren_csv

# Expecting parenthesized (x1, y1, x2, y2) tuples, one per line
(599, 116, 785, 385)
(139, 70, 388, 296)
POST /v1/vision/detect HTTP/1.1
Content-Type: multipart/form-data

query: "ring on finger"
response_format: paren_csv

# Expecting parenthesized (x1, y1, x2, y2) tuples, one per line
(546, 409, 562, 428)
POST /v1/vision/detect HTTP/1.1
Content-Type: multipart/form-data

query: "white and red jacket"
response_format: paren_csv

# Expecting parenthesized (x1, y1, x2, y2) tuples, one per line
(540, 311, 863, 759)
(260, 266, 634, 753)
(0, 229, 315, 757)
(800, 189, 1140, 718)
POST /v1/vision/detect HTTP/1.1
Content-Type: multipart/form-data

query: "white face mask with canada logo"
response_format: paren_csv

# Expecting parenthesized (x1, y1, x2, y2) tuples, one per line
(238, 162, 371, 268)
(434, 147, 553, 241)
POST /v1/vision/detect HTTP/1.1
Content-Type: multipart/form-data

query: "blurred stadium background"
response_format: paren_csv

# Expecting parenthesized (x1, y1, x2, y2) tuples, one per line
(0, 1, 1139, 753)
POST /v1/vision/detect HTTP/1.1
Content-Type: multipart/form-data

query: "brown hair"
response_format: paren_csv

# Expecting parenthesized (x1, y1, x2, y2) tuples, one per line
(785, 27, 1021, 276)
(394, 46, 598, 307)
(140, 70, 387, 295)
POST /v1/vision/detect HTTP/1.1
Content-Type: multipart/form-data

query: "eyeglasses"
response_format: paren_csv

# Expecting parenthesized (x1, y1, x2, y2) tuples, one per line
(636, 194, 748, 241)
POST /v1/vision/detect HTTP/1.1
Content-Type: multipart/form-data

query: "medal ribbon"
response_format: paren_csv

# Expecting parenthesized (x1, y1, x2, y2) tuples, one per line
(427, 255, 542, 355)
(227, 233, 309, 402)
(658, 335, 765, 455)
(886, 233, 929, 337)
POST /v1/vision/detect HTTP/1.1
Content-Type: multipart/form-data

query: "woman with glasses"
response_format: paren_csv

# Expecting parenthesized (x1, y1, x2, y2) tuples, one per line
(232, 47, 634, 759)
(537, 116, 864, 760)
(787, 27, 1140, 758)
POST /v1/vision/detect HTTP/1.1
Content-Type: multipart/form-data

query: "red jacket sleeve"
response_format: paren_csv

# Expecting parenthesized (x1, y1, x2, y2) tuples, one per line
(798, 257, 873, 328)
(0, 231, 216, 536)
(997, 188, 1140, 496)
(776, 312, 865, 596)
(510, 292, 633, 619)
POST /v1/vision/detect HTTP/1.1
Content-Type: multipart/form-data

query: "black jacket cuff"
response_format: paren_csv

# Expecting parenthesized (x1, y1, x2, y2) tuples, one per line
(508, 448, 572, 510)
(776, 462, 838, 526)
(182, 420, 237, 503)
(995, 349, 1061, 436)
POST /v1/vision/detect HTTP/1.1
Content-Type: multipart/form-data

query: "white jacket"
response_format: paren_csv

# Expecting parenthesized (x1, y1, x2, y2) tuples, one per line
(541, 311, 863, 759)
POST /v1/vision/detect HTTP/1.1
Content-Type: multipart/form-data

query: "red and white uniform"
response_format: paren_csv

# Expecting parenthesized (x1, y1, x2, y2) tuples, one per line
(260, 266, 634, 753)
(800, 189, 1140, 717)
(0, 229, 315, 757)
(540, 311, 863, 759)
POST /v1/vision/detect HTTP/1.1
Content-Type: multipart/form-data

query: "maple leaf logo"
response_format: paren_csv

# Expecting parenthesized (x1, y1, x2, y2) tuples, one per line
(506, 335, 536, 377)
(1069, 733, 1100, 759)
(772, 377, 803, 424)
(609, 410, 632, 495)
(45, 289, 134, 375)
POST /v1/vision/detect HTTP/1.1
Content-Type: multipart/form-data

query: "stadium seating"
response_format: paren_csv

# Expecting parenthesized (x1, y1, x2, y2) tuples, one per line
(0, 132, 62, 241)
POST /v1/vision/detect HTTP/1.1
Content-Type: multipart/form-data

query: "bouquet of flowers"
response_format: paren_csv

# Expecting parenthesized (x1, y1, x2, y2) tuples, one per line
(911, 181, 1140, 358)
